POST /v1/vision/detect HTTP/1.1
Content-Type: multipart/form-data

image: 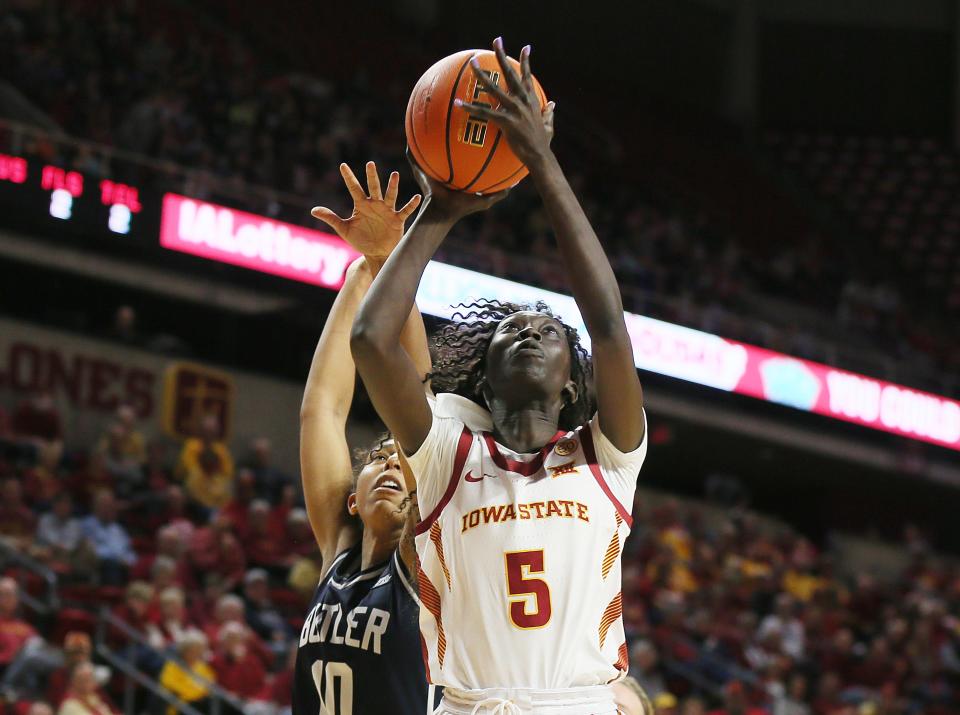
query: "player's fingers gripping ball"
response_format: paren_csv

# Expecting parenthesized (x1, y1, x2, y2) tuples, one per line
(405, 49, 547, 195)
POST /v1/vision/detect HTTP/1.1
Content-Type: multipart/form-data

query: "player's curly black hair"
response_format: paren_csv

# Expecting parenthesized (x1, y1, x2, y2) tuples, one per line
(351, 433, 416, 517)
(429, 299, 595, 431)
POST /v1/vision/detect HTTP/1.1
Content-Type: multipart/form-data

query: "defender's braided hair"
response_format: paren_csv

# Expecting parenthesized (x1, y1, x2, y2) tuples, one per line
(429, 299, 594, 431)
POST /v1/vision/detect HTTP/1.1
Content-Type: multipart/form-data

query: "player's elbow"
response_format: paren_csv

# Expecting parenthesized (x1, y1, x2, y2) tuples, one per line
(350, 318, 390, 367)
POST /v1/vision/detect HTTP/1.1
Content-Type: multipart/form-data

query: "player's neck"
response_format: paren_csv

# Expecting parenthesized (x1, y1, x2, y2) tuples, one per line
(488, 400, 561, 453)
(360, 529, 397, 570)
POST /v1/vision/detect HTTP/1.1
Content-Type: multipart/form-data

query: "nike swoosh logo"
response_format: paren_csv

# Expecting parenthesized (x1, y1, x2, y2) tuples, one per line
(464, 471, 497, 482)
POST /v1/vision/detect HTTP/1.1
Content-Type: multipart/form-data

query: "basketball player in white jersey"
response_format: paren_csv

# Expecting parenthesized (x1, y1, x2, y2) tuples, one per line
(351, 37, 647, 714)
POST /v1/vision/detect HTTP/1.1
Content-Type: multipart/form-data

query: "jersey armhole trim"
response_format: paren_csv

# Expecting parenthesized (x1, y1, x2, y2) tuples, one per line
(393, 552, 422, 607)
(316, 547, 355, 588)
(580, 425, 634, 528)
(414, 425, 472, 536)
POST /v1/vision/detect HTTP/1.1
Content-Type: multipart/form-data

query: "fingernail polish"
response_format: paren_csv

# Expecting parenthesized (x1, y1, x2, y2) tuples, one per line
(523, 45, 531, 54)
(495, 36, 503, 46)
(453, 98, 463, 107)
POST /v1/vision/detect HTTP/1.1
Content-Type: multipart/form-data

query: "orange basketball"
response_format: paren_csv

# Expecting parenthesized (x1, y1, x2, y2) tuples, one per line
(405, 49, 548, 194)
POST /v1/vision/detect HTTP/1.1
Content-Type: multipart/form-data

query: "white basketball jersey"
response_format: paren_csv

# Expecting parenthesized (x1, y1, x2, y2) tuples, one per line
(404, 394, 647, 691)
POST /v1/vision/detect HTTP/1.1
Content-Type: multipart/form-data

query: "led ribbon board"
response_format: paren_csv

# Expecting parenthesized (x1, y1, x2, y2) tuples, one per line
(159, 193, 960, 452)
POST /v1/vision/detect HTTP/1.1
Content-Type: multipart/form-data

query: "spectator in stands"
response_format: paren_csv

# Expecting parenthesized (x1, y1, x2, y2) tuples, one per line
(148, 557, 179, 596)
(201, 595, 271, 669)
(612, 676, 652, 715)
(110, 306, 140, 347)
(757, 595, 805, 660)
(268, 484, 297, 531)
(99, 405, 146, 466)
(21, 442, 64, 510)
(183, 451, 233, 513)
(56, 662, 118, 715)
(32, 493, 95, 578)
(654, 692, 679, 715)
(286, 547, 323, 600)
(68, 455, 112, 512)
(771, 673, 809, 715)
(143, 440, 173, 493)
(219, 469, 256, 541)
(241, 569, 291, 649)
(0, 578, 38, 676)
(45, 633, 109, 708)
(281, 508, 315, 561)
(157, 630, 215, 715)
(146, 587, 192, 653)
(210, 621, 265, 701)
(680, 697, 707, 715)
(0, 479, 38, 549)
(187, 575, 228, 632)
(706, 681, 768, 715)
(131, 526, 192, 590)
(258, 643, 296, 715)
(79, 490, 136, 586)
(109, 581, 154, 645)
(243, 437, 290, 503)
(96, 417, 143, 499)
(241, 500, 285, 572)
(188, 514, 246, 590)
(176, 414, 233, 489)
(630, 640, 667, 700)
(140, 486, 193, 543)
(11, 391, 62, 451)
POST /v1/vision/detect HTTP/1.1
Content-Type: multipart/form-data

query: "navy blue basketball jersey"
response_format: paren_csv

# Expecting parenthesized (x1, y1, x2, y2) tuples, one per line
(292, 543, 438, 715)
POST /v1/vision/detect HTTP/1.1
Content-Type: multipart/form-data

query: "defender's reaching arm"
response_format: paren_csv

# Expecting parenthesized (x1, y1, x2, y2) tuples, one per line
(300, 163, 427, 572)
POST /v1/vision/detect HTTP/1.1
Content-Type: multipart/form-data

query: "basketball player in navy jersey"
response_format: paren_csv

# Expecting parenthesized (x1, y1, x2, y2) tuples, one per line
(294, 161, 437, 715)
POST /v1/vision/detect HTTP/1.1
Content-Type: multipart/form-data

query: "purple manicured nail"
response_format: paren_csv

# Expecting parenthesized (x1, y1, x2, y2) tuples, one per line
(523, 45, 531, 55)
(453, 98, 463, 107)
(495, 36, 503, 46)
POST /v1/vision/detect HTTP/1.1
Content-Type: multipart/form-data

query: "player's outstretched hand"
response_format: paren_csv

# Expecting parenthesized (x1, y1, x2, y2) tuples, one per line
(406, 148, 509, 221)
(311, 162, 421, 260)
(457, 37, 556, 168)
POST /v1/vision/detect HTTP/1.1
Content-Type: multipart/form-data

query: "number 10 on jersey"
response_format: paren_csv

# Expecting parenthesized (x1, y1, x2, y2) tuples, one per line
(504, 550, 552, 629)
(311, 660, 353, 715)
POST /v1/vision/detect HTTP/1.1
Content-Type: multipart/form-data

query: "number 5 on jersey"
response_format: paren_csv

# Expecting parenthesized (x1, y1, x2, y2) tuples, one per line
(504, 550, 552, 629)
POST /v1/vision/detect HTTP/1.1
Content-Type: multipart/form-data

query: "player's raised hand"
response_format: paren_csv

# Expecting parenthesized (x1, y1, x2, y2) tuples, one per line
(456, 37, 556, 167)
(311, 162, 421, 259)
(406, 148, 509, 221)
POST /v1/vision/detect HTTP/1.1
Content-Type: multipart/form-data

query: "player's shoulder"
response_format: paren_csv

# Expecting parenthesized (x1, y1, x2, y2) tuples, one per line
(431, 393, 492, 432)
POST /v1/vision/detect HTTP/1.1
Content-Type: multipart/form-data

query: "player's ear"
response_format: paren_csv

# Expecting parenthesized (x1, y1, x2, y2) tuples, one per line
(346, 493, 359, 516)
(562, 380, 579, 407)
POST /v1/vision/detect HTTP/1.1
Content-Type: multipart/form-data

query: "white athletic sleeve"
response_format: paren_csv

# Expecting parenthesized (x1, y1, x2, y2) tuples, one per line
(588, 408, 648, 507)
(402, 397, 469, 518)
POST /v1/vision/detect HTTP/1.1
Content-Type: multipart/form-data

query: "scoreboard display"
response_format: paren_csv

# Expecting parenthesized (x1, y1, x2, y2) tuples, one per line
(0, 152, 156, 244)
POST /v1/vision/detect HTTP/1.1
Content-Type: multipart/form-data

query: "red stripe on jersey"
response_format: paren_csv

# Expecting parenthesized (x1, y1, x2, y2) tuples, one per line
(415, 426, 473, 535)
(419, 632, 432, 684)
(429, 522, 451, 589)
(580, 426, 633, 528)
(598, 591, 623, 648)
(480, 430, 566, 476)
(615, 641, 629, 672)
(418, 566, 446, 666)
(601, 512, 625, 580)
